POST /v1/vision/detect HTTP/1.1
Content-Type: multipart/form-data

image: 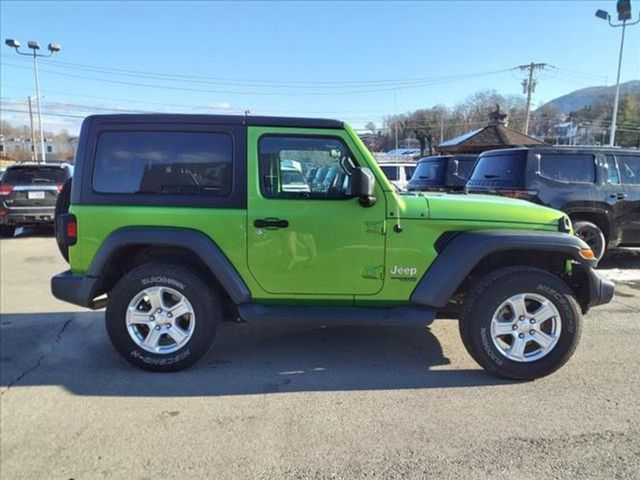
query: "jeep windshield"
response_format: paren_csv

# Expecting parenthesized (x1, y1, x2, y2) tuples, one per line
(466, 151, 527, 191)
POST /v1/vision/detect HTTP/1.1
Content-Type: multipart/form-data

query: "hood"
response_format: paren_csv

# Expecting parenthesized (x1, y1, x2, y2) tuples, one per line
(397, 192, 564, 227)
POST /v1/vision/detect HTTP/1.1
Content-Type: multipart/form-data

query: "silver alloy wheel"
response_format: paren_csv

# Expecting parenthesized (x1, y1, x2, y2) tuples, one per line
(126, 286, 196, 354)
(490, 293, 562, 363)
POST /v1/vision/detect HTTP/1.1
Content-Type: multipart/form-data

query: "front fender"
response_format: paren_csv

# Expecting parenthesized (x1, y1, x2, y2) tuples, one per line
(410, 230, 596, 308)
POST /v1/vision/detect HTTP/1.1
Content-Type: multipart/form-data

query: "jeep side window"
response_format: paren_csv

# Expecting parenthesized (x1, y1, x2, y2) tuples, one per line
(259, 136, 356, 199)
(539, 154, 595, 183)
(604, 155, 620, 185)
(93, 131, 233, 195)
(617, 155, 640, 185)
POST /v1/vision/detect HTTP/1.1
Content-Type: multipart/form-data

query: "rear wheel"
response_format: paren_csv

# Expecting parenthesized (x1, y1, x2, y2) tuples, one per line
(573, 221, 606, 260)
(0, 225, 16, 238)
(106, 263, 219, 371)
(459, 266, 582, 380)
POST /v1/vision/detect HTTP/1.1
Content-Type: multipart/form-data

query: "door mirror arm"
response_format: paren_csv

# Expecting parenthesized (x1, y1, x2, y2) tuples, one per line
(351, 167, 377, 207)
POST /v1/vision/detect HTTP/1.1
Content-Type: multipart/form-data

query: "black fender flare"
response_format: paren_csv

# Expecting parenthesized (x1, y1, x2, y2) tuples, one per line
(410, 230, 596, 308)
(88, 227, 251, 304)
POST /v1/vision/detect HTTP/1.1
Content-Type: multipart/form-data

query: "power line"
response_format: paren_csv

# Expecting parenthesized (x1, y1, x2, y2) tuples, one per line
(1, 60, 513, 95)
(5, 55, 516, 88)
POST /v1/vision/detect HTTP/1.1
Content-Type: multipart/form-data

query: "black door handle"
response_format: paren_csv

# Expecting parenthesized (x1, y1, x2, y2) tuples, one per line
(254, 218, 289, 229)
(610, 193, 627, 199)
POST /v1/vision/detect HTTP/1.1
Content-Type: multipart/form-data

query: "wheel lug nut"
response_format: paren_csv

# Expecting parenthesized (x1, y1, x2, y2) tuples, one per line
(530, 318, 536, 324)
(530, 330, 535, 335)
(157, 309, 162, 313)
(518, 333, 525, 338)
(155, 325, 161, 330)
(149, 316, 155, 321)
(167, 324, 171, 328)
(167, 312, 172, 318)
(519, 316, 525, 321)
(512, 324, 518, 331)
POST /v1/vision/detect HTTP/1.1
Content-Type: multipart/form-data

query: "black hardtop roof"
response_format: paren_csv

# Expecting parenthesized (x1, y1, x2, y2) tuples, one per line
(478, 145, 640, 157)
(417, 153, 478, 162)
(84, 114, 344, 129)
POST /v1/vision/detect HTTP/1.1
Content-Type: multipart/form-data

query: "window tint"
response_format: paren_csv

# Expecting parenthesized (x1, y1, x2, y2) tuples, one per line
(618, 155, 640, 185)
(380, 165, 399, 181)
(539, 154, 595, 183)
(605, 155, 620, 185)
(259, 136, 356, 199)
(454, 159, 475, 179)
(404, 166, 416, 180)
(2, 166, 70, 185)
(413, 159, 445, 182)
(93, 131, 233, 195)
(469, 153, 525, 183)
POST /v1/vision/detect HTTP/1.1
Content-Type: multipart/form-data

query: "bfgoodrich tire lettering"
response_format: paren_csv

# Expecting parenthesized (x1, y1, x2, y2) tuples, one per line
(459, 266, 582, 380)
(106, 263, 219, 372)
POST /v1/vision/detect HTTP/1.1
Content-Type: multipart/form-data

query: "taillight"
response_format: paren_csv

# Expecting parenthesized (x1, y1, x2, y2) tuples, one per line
(0, 185, 14, 196)
(499, 189, 539, 200)
(56, 213, 77, 246)
(66, 219, 77, 238)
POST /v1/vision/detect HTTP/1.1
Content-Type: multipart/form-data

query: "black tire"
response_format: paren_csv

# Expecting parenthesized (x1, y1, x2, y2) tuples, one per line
(0, 225, 16, 238)
(573, 221, 606, 261)
(459, 266, 582, 381)
(54, 178, 72, 261)
(106, 262, 219, 372)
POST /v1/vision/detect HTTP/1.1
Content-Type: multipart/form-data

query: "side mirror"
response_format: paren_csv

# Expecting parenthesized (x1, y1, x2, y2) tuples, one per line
(351, 167, 376, 207)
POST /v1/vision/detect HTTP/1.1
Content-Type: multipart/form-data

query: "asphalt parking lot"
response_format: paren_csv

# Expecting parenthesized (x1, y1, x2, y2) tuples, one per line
(1, 229, 639, 479)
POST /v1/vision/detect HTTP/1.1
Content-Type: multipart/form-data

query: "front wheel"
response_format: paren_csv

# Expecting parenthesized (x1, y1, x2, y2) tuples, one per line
(106, 263, 219, 371)
(459, 267, 582, 380)
(573, 221, 606, 260)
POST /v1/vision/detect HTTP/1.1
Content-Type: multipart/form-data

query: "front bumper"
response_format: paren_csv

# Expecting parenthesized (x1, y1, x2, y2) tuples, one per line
(585, 266, 615, 308)
(51, 270, 106, 309)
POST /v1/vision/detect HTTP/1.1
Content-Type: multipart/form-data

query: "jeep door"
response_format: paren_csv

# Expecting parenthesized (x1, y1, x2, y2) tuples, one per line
(614, 153, 640, 245)
(246, 127, 386, 296)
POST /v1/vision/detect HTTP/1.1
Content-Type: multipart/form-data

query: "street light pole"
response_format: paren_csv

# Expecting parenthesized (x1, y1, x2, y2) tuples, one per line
(4, 39, 61, 163)
(595, 2, 640, 147)
(32, 49, 46, 162)
(610, 19, 626, 147)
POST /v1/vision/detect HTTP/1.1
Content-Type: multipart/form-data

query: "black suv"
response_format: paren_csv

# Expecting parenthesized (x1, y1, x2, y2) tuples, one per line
(0, 163, 73, 237)
(407, 154, 477, 192)
(466, 146, 640, 259)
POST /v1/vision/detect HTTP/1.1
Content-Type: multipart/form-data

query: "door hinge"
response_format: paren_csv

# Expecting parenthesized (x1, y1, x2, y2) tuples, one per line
(364, 221, 386, 235)
(361, 264, 384, 280)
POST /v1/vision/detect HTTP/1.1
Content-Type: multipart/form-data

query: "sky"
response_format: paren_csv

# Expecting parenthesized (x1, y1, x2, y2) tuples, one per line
(1, 0, 639, 134)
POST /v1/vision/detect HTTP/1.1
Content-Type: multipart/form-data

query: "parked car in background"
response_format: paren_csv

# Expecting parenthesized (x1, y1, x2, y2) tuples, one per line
(386, 148, 420, 157)
(466, 146, 640, 259)
(0, 163, 73, 237)
(407, 154, 478, 192)
(378, 162, 416, 191)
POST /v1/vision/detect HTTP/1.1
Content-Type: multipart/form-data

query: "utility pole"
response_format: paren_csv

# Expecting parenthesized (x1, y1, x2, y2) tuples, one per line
(518, 62, 547, 135)
(28, 96, 36, 162)
(393, 93, 399, 152)
(439, 108, 445, 143)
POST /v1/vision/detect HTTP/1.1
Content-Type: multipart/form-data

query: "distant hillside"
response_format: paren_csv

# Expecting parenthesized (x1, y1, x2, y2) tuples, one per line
(540, 80, 640, 114)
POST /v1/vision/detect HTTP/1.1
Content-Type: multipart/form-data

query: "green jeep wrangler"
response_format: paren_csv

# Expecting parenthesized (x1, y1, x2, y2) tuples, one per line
(51, 114, 614, 380)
